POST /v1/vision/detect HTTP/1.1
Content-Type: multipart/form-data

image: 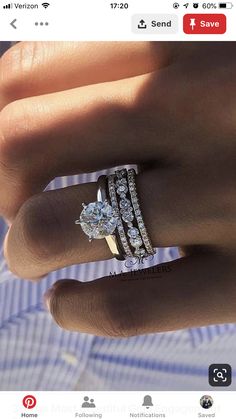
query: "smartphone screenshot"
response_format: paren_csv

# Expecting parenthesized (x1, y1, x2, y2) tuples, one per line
(0, 1, 235, 418)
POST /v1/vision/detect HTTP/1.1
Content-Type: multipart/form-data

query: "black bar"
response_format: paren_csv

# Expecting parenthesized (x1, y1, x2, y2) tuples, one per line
(219, 3, 227, 7)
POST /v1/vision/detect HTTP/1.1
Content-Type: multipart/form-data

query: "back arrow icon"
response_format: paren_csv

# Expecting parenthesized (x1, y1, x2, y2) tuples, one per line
(10, 19, 17, 29)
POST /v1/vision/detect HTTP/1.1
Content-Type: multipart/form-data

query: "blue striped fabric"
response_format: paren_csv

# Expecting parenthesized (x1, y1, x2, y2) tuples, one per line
(0, 173, 236, 391)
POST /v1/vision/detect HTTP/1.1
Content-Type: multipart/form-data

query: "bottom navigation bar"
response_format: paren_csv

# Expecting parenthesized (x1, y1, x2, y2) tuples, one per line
(0, 391, 235, 419)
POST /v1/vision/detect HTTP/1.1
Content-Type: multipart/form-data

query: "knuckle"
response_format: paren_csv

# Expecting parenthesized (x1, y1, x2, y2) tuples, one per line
(0, 106, 32, 218)
(0, 42, 38, 103)
(0, 100, 35, 163)
(18, 193, 67, 263)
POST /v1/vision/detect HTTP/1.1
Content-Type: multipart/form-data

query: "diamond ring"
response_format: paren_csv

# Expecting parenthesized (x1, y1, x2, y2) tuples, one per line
(75, 168, 155, 261)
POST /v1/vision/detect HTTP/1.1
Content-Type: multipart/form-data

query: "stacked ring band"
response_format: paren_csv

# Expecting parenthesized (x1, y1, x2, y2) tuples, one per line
(75, 168, 156, 261)
(97, 175, 125, 261)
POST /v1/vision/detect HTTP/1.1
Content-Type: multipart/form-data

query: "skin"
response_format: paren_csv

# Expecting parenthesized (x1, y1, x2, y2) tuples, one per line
(0, 41, 235, 337)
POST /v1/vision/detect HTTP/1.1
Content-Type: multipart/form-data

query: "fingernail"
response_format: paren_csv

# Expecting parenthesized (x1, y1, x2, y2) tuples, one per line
(44, 288, 54, 311)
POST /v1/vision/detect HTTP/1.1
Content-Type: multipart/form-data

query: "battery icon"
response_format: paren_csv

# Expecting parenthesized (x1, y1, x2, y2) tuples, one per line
(219, 2, 233, 8)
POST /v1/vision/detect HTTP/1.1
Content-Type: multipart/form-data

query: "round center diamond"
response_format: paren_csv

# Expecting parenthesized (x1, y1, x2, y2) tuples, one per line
(79, 201, 118, 240)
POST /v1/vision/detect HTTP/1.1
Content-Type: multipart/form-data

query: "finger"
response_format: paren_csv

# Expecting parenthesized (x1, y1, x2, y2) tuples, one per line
(44, 252, 236, 336)
(0, 71, 170, 220)
(0, 41, 176, 108)
(4, 167, 226, 279)
(4, 181, 110, 279)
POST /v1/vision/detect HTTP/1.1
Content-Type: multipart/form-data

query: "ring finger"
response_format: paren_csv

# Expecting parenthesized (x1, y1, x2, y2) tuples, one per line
(4, 167, 221, 279)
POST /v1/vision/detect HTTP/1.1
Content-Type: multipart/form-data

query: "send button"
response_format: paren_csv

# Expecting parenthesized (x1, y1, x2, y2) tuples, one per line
(132, 14, 178, 34)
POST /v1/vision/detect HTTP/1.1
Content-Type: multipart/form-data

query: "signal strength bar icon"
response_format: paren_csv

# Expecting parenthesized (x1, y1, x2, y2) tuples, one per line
(42, 2, 50, 8)
(3, 3, 12, 8)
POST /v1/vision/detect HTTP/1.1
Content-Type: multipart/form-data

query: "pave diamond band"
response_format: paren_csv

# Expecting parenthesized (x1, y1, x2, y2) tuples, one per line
(114, 169, 148, 259)
(75, 167, 155, 262)
(108, 174, 133, 258)
(127, 169, 155, 256)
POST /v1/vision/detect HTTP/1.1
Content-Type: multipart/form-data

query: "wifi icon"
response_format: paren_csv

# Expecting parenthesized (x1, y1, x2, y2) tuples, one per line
(42, 2, 50, 8)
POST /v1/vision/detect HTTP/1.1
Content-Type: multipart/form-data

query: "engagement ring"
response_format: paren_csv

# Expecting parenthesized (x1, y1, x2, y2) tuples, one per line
(75, 168, 155, 262)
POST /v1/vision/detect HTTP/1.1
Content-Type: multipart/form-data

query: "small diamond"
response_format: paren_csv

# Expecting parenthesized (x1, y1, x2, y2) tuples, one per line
(117, 185, 128, 195)
(116, 178, 127, 187)
(128, 227, 139, 238)
(122, 212, 134, 223)
(116, 169, 126, 179)
(130, 237, 143, 247)
(120, 206, 133, 214)
(120, 198, 131, 209)
(79, 201, 118, 239)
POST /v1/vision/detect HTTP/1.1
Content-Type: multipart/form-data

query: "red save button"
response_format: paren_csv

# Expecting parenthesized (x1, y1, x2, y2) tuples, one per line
(183, 14, 226, 34)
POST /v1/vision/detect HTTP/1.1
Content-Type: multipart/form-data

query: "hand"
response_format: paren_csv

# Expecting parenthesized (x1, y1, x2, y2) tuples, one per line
(0, 42, 235, 337)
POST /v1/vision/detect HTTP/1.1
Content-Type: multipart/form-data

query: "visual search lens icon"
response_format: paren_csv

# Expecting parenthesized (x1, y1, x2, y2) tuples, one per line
(209, 364, 232, 387)
(142, 395, 153, 409)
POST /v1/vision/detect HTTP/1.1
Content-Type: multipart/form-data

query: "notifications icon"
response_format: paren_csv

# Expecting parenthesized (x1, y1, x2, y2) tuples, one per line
(23, 395, 37, 409)
(142, 395, 153, 409)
